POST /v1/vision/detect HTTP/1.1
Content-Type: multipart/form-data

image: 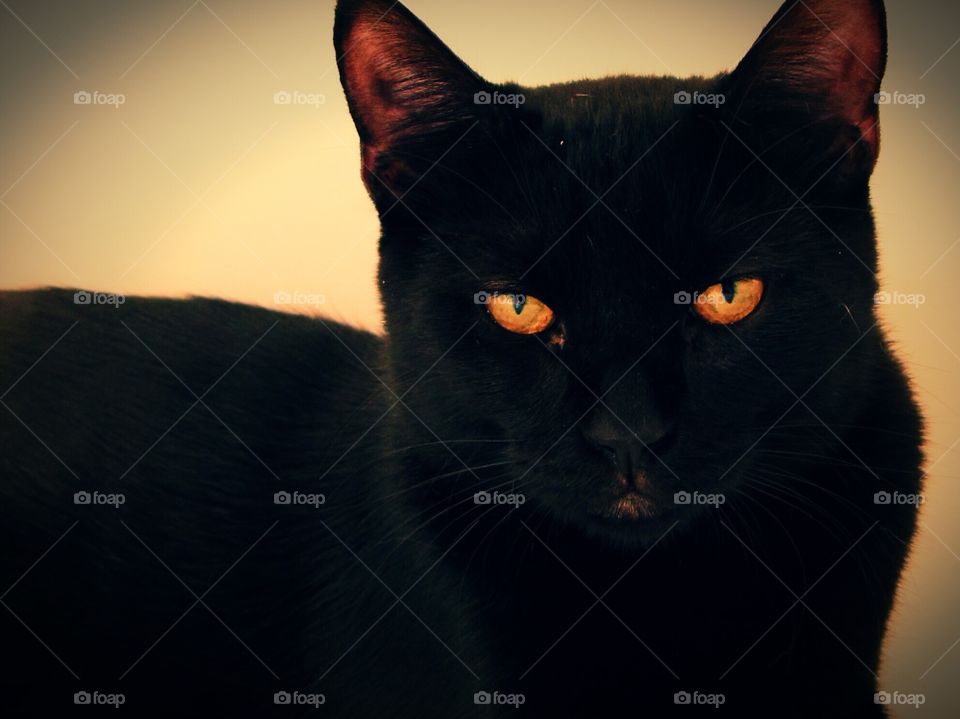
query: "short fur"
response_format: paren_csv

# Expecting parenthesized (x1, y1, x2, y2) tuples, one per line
(0, 0, 922, 716)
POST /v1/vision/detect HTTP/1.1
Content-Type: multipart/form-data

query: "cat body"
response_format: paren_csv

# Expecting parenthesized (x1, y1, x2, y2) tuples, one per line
(0, 0, 923, 716)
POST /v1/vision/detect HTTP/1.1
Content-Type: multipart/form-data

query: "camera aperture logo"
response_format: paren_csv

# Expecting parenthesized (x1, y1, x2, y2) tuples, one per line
(674, 690, 726, 708)
(274, 490, 326, 508)
(474, 490, 525, 508)
(674, 90, 725, 108)
(874, 690, 925, 708)
(874, 91, 925, 108)
(674, 491, 725, 508)
(274, 690, 325, 708)
(474, 291, 525, 307)
(273, 90, 326, 108)
(473, 90, 525, 108)
(874, 491, 924, 506)
(74, 490, 125, 509)
(74, 90, 125, 108)
(474, 690, 525, 708)
(74, 690, 125, 708)
(274, 291, 326, 308)
(873, 290, 925, 308)
(74, 290, 125, 308)
(673, 290, 742, 308)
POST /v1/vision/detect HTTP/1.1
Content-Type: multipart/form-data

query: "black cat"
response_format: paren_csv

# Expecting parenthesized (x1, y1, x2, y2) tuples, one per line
(0, 0, 923, 716)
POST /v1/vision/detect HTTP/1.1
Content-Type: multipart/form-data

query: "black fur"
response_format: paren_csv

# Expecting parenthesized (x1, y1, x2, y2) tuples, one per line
(0, 0, 923, 716)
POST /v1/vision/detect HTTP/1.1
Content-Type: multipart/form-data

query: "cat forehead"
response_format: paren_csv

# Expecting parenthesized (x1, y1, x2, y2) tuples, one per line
(515, 78, 716, 198)
(497, 81, 715, 259)
(526, 76, 705, 119)
(523, 76, 717, 144)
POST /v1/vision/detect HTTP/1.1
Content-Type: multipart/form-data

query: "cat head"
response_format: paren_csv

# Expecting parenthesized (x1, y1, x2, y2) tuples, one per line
(335, 0, 887, 546)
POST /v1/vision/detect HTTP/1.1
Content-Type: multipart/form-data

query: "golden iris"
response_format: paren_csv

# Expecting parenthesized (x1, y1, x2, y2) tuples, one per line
(693, 278, 764, 325)
(487, 293, 555, 335)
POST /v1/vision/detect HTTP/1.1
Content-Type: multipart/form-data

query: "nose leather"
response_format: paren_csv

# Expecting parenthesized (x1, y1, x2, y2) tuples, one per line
(581, 412, 673, 479)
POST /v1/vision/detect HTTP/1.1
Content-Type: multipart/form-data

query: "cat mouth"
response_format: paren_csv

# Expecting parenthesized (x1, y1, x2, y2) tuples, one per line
(592, 486, 670, 523)
(607, 491, 657, 520)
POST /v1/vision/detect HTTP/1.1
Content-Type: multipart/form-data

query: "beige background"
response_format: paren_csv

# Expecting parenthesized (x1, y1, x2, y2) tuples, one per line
(1, 1, 958, 714)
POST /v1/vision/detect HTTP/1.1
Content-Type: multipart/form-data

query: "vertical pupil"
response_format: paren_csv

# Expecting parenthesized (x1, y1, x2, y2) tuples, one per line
(721, 280, 737, 304)
(513, 295, 526, 315)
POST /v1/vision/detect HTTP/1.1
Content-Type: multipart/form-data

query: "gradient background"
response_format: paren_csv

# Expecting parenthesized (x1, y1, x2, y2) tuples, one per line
(1, 1, 958, 714)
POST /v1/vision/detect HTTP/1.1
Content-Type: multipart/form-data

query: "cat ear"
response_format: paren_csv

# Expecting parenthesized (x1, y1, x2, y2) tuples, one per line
(727, 0, 887, 174)
(334, 0, 484, 203)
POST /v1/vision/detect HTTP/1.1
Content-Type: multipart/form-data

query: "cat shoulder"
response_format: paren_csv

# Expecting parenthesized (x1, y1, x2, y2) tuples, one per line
(0, 288, 384, 484)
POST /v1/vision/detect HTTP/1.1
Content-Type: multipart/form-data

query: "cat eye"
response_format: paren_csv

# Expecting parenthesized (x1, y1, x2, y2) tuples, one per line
(693, 277, 764, 325)
(486, 293, 556, 335)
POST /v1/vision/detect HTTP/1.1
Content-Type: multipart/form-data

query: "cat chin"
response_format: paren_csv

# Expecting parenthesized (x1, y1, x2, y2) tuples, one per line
(579, 511, 685, 550)
(543, 493, 690, 549)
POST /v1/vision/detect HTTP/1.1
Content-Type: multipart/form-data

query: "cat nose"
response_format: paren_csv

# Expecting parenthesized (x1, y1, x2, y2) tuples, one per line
(594, 437, 645, 479)
(582, 415, 674, 478)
